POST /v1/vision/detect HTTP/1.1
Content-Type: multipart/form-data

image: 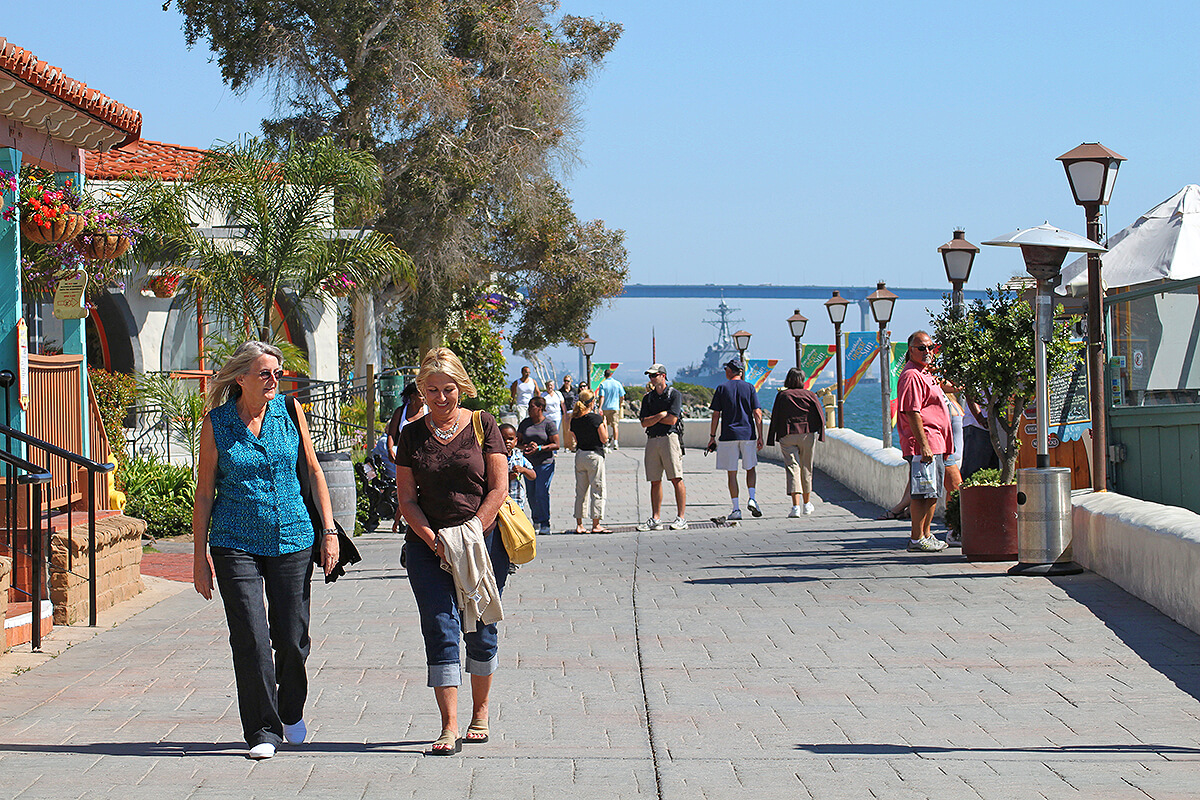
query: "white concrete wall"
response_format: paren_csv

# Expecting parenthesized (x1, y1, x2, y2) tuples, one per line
(1072, 493, 1200, 635)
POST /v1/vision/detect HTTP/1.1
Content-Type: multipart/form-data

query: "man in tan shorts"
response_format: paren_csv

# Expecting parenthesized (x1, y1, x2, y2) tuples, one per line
(636, 365, 687, 530)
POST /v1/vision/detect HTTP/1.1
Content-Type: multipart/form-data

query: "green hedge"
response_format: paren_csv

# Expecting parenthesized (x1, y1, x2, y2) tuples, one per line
(120, 456, 195, 539)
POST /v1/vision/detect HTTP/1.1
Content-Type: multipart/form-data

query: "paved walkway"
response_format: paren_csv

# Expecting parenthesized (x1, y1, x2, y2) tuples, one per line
(2, 447, 1200, 798)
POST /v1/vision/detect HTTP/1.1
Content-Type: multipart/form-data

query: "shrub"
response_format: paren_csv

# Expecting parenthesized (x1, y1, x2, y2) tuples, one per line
(89, 367, 136, 463)
(120, 456, 195, 539)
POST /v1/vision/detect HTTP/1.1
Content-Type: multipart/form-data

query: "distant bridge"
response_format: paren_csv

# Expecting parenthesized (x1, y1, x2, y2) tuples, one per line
(618, 284, 990, 329)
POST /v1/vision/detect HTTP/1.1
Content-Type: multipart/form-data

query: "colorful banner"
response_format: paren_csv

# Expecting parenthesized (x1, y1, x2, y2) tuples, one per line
(887, 342, 906, 428)
(842, 331, 879, 397)
(589, 362, 620, 388)
(799, 345, 835, 389)
(745, 358, 779, 391)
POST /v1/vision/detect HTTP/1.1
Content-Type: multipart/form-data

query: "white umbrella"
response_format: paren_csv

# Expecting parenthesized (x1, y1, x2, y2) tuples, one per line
(1061, 184, 1200, 295)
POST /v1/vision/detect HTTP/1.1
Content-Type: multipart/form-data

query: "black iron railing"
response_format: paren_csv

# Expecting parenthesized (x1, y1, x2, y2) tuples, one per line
(0, 447, 52, 649)
(0, 423, 116, 651)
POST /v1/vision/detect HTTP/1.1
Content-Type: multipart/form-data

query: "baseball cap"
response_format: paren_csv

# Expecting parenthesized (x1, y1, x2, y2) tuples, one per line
(723, 357, 743, 373)
(645, 364, 667, 376)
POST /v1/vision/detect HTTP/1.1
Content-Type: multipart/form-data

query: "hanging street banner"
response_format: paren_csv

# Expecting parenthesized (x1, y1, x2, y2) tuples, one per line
(842, 331, 879, 397)
(887, 342, 906, 427)
(745, 358, 779, 391)
(799, 345, 835, 389)
(590, 362, 620, 388)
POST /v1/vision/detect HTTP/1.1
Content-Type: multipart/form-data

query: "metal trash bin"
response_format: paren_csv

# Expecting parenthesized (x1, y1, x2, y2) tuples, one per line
(379, 372, 403, 423)
(1009, 467, 1082, 576)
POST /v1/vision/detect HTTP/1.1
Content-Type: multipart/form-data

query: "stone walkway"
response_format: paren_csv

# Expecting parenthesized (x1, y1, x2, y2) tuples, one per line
(2, 447, 1199, 798)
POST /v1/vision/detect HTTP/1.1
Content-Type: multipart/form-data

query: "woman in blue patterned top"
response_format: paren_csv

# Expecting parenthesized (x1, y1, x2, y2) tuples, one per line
(192, 341, 339, 760)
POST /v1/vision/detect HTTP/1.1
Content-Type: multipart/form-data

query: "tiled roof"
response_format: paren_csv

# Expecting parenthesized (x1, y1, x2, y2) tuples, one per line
(0, 37, 141, 151)
(89, 139, 206, 181)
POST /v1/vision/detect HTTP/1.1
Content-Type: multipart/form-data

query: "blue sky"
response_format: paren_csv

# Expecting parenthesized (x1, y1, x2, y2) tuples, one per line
(5, 2, 1200, 383)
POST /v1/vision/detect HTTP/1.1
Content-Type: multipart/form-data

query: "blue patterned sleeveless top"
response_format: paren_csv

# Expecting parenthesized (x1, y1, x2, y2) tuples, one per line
(208, 394, 313, 556)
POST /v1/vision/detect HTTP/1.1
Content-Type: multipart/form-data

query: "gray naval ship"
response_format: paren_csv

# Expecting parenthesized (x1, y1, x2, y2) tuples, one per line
(675, 298, 744, 390)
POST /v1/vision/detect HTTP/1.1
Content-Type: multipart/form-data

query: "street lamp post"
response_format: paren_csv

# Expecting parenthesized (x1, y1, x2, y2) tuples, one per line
(825, 291, 850, 428)
(732, 330, 752, 373)
(787, 310, 808, 371)
(939, 229, 979, 315)
(866, 282, 897, 448)
(1057, 142, 1126, 492)
(580, 336, 596, 389)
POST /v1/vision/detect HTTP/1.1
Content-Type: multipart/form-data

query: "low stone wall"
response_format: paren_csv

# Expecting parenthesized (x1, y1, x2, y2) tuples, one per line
(50, 514, 146, 625)
(1072, 493, 1200, 635)
(0, 556, 9, 653)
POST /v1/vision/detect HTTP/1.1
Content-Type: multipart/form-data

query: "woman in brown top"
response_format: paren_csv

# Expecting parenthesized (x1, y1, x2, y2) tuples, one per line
(766, 367, 826, 517)
(395, 348, 510, 755)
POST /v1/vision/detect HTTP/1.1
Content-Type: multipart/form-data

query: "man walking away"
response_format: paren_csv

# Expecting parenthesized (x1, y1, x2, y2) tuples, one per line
(636, 365, 687, 530)
(708, 358, 764, 520)
(597, 369, 625, 450)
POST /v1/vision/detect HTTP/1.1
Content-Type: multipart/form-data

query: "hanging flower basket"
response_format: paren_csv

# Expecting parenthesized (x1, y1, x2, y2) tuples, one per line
(21, 210, 85, 245)
(77, 232, 133, 260)
(142, 272, 182, 298)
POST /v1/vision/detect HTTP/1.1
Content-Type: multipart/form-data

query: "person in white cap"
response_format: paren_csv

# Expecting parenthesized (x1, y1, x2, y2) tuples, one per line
(636, 364, 688, 531)
(708, 357, 764, 520)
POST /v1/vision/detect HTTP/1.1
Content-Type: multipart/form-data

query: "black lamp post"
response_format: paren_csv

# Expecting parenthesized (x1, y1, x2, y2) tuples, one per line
(867, 282, 897, 447)
(825, 291, 849, 427)
(939, 229, 979, 315)
(580, 335, 596, 389)
(1057, 142, 1125, 492)
(787, 310, 808, 371)
(732, 330, 751, 369)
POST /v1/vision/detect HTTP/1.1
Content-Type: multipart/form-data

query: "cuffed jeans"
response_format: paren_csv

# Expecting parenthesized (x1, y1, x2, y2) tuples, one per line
(407, 523, 511, 687)
(524, 458, 555, 529)
(210, 546, 314, 748)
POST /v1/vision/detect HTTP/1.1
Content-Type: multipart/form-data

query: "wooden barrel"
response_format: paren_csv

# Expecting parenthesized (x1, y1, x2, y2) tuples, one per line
(316, 452, 357, 534)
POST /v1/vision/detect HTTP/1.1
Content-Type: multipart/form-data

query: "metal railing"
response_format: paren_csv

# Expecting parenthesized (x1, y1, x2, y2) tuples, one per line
(0, 423, 116, 651)
(0, 448, 52, 649)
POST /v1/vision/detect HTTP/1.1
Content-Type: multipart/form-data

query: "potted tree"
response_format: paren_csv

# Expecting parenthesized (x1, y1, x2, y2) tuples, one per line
(931, 284, 1079, 561)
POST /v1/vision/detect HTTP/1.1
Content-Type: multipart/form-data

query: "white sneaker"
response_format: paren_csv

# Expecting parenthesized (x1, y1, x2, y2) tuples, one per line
(668, 517, 688, 530)
(907, 537, 948, 552)
(611, 441, 618, 450)
(747, 499, 762, 517)
(636, 517, 662, 531)
(788, 506, 801, 518)
(727, 508, 743, 521)
(803, 502, 815, 515)
(283, 719, 307, 744)
(248, 742, 276, 759)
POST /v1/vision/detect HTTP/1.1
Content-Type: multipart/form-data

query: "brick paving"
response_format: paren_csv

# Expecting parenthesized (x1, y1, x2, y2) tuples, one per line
(2, 447, 1199, 798)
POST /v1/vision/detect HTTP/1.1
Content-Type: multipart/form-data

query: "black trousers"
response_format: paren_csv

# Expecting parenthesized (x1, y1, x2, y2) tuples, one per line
(211, 546, 314, 747)
(961, 425, 999, 479)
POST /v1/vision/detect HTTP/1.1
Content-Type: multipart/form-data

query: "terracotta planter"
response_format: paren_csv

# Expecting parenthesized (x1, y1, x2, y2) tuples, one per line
(959, 483, 1018, 562)
(78, 233, 132, 260)
(20, 210, 85, 244)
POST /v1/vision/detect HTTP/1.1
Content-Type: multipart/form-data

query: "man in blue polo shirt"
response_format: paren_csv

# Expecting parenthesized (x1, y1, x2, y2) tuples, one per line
(708, 358, 764, 520)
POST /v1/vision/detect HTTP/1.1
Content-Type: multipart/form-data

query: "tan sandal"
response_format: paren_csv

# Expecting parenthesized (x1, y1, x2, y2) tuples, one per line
(463, 718, 489, 744)
(428, 728, 462, 755)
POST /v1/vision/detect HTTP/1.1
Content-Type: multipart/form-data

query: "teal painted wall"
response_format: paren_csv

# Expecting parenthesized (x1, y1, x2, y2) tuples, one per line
(1110, 405, 1200, 513)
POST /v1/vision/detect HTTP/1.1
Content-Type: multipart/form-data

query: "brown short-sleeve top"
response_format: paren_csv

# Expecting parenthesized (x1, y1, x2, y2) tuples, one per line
(396, 410, 506, 531)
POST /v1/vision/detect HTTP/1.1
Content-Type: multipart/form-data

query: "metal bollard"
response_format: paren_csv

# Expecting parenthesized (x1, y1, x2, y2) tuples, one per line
(1009, 467, 1082, 576)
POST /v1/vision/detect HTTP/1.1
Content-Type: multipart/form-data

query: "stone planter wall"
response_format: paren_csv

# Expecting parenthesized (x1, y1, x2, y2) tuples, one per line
(49, 514, 146, 625)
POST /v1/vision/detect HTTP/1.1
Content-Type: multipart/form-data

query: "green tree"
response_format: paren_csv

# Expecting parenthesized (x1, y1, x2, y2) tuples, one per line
(931, 285, 1081, 483)
(445, 312, 508, 415)
(171, 0, 626, 354)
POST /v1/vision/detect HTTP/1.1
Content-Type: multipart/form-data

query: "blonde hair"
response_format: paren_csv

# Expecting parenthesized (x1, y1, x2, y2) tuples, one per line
(206, 341, 284, 410)
(416, 347, 478, 398)
(573, 388, 595, 418)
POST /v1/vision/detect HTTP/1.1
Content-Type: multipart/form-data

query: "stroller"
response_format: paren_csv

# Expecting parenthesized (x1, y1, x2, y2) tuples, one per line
(356, 452, 398, 532)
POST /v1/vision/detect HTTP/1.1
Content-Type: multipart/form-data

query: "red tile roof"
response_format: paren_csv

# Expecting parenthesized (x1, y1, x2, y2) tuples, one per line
(0, 37, 141, 148)
(89, 139, 207, 181)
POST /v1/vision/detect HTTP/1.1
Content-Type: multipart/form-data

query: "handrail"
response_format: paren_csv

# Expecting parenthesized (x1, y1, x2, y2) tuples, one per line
(0, 423, 115, 474)
(0, 449, 53, 484)
(0, 422, 116, 647)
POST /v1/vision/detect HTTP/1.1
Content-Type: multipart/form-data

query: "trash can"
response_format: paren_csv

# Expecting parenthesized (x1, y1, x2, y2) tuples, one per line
(379, 372, 403, 423)
(1009, 467, 1082, 576)
(317, 451, 358, 535)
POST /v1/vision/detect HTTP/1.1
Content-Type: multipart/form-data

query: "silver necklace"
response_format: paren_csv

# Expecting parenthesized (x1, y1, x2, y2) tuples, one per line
(432, 415, 460, 440)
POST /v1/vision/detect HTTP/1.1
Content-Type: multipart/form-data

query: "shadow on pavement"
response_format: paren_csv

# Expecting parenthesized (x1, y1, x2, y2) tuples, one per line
(1057, 574, 1200, 705)
(0, 740, 429, 757)
(796, 741, 1200, 757)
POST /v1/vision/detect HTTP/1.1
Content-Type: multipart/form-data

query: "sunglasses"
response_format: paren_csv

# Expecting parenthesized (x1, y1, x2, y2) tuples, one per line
(913, 345, 933, 352)
(257, 369, 285, 381)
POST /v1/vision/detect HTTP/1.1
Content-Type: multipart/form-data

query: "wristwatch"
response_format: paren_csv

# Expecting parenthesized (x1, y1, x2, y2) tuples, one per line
(322, 529, 337, 537)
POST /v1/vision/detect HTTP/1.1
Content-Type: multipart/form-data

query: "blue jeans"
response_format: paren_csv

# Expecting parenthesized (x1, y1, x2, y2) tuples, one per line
(406, 523, 511, 687)
(524, 458, 555, 529)
(210, 546, 314, 747)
